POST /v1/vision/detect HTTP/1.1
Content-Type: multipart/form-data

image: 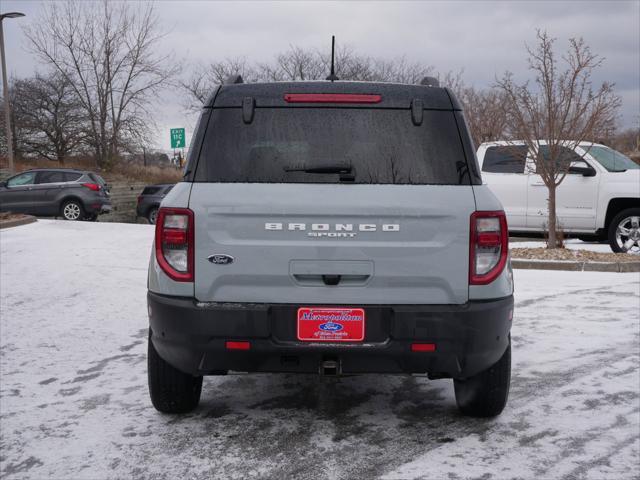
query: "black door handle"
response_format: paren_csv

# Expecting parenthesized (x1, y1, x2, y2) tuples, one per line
(322, 275, 341, 286)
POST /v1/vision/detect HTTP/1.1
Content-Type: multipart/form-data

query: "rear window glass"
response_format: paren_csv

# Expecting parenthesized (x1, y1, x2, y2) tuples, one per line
(536, 145, 585, 173)
(482, 146, 528, 173)
(195, 108, 469, 185)
(64, 172, 82, 182)
(36, 171, 66, 184)
(142, 186, 161, 195)
(88, 173, 106, 185)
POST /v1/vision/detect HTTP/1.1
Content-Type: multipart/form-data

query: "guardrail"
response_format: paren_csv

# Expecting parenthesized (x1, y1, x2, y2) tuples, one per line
(101, 182, 147, 223)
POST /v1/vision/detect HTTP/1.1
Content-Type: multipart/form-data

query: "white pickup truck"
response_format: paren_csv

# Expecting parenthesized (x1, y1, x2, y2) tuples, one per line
(477, 141, 640, 253)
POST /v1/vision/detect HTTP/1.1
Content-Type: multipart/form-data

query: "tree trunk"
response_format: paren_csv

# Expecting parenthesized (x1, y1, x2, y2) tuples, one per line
(547, 184, 558, 249)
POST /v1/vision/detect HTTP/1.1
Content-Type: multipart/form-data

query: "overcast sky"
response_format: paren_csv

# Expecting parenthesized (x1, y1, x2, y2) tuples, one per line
(2, 0, 639, 151)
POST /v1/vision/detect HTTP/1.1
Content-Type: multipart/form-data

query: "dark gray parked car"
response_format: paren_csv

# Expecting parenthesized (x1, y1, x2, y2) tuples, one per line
(136, 184, 174, 224)
(0, 168, 112, 221)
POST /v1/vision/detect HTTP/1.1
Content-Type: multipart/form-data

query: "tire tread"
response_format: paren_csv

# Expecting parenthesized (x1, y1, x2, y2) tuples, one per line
(148, 331, 202, 413)
(454, 342, 511, 417)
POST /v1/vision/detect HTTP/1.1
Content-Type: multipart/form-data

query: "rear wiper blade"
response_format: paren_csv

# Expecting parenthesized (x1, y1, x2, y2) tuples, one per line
(284, 164, 353, 174)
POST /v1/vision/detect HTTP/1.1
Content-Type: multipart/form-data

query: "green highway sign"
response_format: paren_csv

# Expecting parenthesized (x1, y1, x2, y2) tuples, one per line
(170, 128, 185, 149)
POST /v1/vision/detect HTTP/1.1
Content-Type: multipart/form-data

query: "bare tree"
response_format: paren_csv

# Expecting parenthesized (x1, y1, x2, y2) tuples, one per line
(24, 0, 178, 168)
(0, 97, 14, 160)
(496, 30, 620, 248)
(328, 46, 376, 81)
(370, 56, 435, 84)
(181, 44, 438, 108)
(182, 57, 257, 110)
(438, 71, 509, 148)
(11, 72, 86, 163)
(457, 87, 509, 147)
(259, 45, 326, 81)
(609, 126, 640, 155)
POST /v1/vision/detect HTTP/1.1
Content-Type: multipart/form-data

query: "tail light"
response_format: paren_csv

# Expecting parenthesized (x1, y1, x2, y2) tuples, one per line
(411, 343, 436, 352)
(137, 195, 142, 205)
(155, 208, 194, 282)
(283, 93, 382, 104)
(469, 211, 508, 285)
(82, 183, 100, 191)
(226, 341, 251, 351)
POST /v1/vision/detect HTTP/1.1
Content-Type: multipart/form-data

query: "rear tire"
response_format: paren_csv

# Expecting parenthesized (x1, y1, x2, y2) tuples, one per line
(147, 207, 159, 225)
(454, 340, 511, 417)
(148, 331, 202, 413)
(60, 200, 84, 221)
(608, 208, 640, 254)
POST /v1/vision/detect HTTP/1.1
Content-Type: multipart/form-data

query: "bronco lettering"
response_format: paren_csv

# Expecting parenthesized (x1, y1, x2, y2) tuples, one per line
(265, 222, 400, 233)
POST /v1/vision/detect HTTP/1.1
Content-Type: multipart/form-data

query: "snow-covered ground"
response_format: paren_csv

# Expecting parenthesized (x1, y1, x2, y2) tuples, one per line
(1, 220, 639, 480)
(510, 238, 615, 253)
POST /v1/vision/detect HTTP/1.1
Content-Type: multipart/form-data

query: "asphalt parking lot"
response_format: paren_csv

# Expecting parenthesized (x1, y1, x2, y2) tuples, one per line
(1, 220, 639, 479)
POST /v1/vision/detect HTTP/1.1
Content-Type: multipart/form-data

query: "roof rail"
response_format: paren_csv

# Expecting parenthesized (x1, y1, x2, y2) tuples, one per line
(420, 76, 440, 87)
(224, 75, 244, 85)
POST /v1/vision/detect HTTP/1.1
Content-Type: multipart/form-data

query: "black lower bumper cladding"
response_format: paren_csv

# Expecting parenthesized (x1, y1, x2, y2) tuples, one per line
(148, 292, 513, 379)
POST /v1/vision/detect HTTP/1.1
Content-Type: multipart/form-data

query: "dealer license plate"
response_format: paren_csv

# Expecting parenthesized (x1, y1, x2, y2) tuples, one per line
(297, 307, 365, 342)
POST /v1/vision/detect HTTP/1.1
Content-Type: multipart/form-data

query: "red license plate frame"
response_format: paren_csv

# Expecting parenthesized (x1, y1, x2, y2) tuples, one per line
(297, 307, 365, 342)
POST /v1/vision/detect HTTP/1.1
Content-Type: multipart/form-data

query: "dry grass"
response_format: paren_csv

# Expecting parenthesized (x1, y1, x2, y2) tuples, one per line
(511, 247, 639, 262)
(102, 163, 183, 185)
(0, 156, 182, 185)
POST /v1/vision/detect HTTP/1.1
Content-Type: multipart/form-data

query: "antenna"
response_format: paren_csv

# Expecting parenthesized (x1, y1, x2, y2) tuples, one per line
(326, 35, 339, 81)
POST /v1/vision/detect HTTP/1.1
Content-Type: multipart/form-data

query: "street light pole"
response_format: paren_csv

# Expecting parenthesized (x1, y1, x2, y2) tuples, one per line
(0, 12, 25, 174)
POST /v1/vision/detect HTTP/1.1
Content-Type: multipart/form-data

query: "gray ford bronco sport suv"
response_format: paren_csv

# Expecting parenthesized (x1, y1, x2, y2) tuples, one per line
(147, 77, 514, 417)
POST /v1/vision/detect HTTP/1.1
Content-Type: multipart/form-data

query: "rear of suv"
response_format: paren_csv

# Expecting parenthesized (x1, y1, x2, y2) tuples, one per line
(0, 168, 112, 221)
(136, 184, 174, 224)
(147, 79, 514, 417)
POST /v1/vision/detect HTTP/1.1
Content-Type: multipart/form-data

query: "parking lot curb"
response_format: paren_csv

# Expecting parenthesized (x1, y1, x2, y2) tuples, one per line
(512, 258, 640, 272)
(0, 215, 37, 229)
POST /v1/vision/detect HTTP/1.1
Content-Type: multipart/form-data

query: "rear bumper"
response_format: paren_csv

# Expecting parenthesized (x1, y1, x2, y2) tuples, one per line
(148, 292, 513, 379)
(85, 199, 112, 214)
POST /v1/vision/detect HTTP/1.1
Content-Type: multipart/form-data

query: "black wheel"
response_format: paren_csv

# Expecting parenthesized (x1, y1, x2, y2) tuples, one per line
(147, 207, 159, 225)
(608, 208, 640, 254)
(148, 331, 202, 413)
(60, 200, 84, 221)
(454, 340, 511, 417)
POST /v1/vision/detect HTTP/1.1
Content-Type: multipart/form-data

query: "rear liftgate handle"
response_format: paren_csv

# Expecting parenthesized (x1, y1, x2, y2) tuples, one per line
(322, 274, 341, 286)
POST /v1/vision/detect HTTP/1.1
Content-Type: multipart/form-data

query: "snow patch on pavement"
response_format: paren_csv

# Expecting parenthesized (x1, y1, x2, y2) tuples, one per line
(510, 238, 617, 253)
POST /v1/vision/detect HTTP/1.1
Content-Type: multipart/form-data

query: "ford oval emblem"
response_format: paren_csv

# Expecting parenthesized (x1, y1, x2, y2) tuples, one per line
(208, 254, 234, 265)
(319, 322, 343, 332)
